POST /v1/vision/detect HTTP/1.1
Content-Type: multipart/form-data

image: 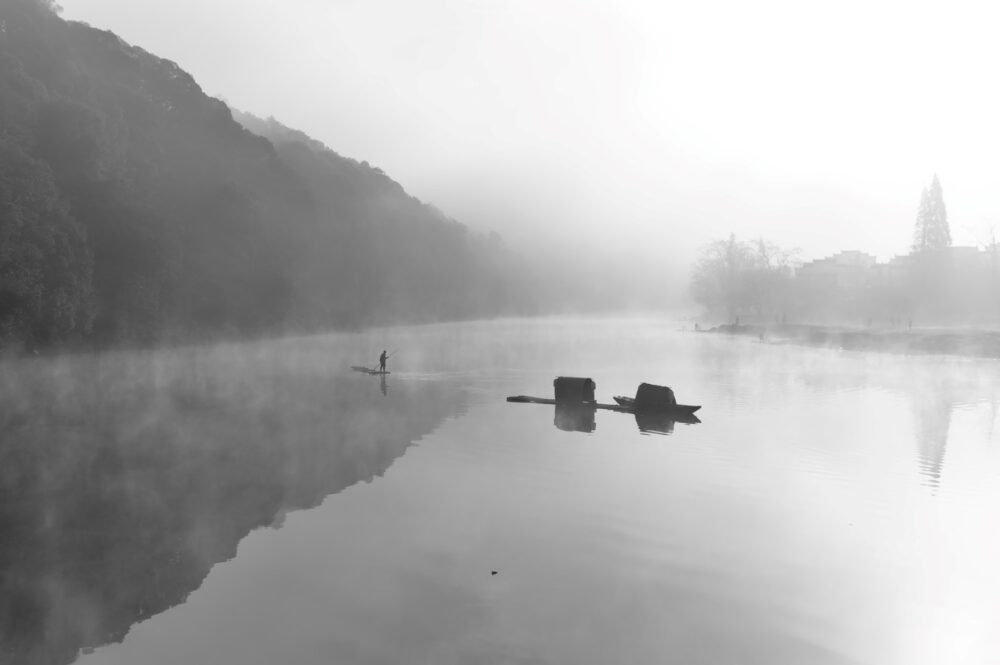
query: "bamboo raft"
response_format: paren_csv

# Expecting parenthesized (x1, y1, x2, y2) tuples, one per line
(351, 366, 391, 375)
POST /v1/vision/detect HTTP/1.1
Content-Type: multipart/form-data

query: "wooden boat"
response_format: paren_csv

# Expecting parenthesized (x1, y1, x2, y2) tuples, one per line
(351, 366, 391, 375)
(612, 396, 700, 416)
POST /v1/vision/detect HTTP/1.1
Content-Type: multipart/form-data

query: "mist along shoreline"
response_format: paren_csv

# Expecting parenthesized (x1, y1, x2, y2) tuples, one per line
(702, 322, 1000, 359)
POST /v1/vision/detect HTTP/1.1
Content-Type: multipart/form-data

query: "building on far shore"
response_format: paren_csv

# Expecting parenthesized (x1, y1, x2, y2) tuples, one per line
(799, 247, 990, 287)
(796, 250, 877, 290)
(793, 246, 998, 324)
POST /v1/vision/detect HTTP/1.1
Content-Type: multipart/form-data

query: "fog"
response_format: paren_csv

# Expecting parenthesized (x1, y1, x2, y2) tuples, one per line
(6, 3, 1000, 659)
(59, 0, 1000, 281)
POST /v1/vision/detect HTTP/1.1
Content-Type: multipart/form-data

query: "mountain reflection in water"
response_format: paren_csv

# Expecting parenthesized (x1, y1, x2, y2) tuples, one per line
(0, 342, 465, 665)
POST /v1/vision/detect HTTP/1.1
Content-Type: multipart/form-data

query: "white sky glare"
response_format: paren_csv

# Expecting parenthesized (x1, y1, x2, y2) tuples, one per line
(60, 0, 1000, 268)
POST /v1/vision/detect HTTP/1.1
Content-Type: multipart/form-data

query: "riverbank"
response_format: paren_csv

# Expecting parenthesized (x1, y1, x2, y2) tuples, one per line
(704, 322, 1000, 358)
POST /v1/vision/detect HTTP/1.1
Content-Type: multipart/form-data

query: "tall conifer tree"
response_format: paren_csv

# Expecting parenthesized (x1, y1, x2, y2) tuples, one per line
(912, 174, 951, 251)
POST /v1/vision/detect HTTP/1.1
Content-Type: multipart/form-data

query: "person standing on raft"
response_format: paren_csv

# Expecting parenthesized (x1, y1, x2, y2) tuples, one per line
(378, 350, 387, 373)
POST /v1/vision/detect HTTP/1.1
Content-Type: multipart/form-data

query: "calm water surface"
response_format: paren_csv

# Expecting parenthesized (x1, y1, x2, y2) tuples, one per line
(2, 318, 999, 665)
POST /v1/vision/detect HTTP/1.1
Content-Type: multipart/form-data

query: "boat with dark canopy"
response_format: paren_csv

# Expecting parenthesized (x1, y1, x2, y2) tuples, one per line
(612, 383, 700, 417)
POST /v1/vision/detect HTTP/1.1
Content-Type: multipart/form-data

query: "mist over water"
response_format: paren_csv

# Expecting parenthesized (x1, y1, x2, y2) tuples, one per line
(2, 318, 998, 664)
(0, 333, 469, 664)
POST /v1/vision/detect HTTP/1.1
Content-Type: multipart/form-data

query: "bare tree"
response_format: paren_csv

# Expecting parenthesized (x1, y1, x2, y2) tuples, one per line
(691, 234, 795, 321)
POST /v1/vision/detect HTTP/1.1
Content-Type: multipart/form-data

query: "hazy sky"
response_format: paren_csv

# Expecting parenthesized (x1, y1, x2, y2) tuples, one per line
(61, 0, 1000, 268)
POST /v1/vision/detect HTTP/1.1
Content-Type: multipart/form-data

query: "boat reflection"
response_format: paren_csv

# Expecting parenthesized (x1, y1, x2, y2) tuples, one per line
(551, 404, 701, 435)
(634, 410, 701, 435)
(554, 404, 597, 432)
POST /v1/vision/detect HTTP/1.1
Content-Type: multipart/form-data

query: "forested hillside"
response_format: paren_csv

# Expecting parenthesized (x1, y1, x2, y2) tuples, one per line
(0, 0, 533, 350)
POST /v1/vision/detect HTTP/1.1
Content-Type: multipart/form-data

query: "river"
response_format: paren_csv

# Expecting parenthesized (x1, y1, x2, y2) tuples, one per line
(2, 318, 998, 665)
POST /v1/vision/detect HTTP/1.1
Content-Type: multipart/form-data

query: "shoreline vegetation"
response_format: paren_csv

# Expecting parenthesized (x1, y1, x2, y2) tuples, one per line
(701, 322, 1000, 359)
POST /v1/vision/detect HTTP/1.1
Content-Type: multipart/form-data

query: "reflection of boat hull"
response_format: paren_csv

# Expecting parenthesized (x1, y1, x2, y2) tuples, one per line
(506, 394, 700, 433)
(554, 404, 596, 433)
(635, 411, 701, 433)
(612, 396, 700, 416)
(351, 366, 391, 375)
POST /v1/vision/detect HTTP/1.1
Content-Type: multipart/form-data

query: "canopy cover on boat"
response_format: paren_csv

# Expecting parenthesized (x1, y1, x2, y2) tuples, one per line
(553, 377, 596, 404)
(634, 383, 677, 409)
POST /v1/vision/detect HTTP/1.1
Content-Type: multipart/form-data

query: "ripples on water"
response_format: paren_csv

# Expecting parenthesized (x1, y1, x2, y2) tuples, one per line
(1, 318, 998, 665)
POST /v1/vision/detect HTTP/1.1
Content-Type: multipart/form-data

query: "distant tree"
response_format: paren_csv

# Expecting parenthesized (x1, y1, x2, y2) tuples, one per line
(691, 234, 746, 319)
(912, 174, 951, 252)
(691, 234, 795, 320)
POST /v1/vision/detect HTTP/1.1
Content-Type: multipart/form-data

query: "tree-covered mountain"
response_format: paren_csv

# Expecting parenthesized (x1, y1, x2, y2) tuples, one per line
(0, 0, 534, 350)
(232, 111, 534, 328)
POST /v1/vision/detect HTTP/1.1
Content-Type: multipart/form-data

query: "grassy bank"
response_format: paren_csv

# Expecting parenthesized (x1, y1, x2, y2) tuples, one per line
(704, 323, 1000, 358)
